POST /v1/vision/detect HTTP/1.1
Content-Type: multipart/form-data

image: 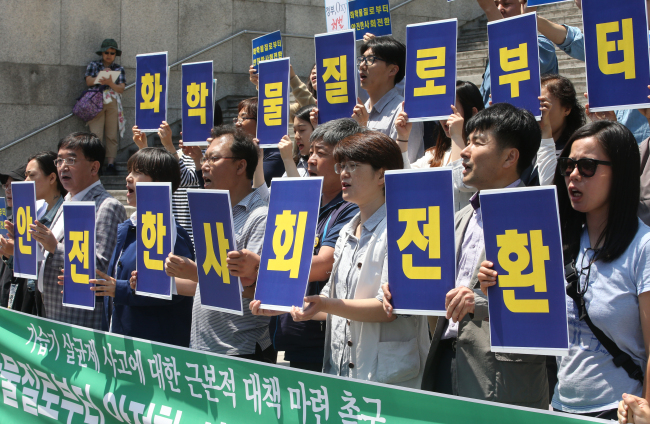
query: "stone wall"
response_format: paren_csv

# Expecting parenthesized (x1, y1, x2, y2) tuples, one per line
(0, 0, 482, 172)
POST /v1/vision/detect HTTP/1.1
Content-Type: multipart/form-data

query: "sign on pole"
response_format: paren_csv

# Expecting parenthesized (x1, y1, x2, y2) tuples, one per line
(135, 52, 168, 131)
(481, 186, 569, 356)
(188, 189, 243, 315)
(62, 202, 96, 310)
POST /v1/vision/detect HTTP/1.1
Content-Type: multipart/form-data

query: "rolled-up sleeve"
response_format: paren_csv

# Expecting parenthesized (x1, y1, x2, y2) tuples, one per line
(556, 25, 585, 62)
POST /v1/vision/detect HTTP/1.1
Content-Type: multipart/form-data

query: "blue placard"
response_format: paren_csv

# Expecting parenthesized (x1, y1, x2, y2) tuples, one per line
(135, 52, 168, 131)
(257, 58, 290, 148)
(62, 202, 96, 310)
(348, 0, 392, 40)
(488, 13, 542, 119)
(315, 30, 358, 124)
(481, 186, 569, 355)
(187, 189, 243, 315)
(385, 169, 456, 315)
(528, 0, 571, 4)
(255, 178, 323, 312)
(11, 182, 37, 279)
(136, 183, 174, 299)
(583, 0, 650, 112)
(252, 31, 283, 71)
(404, 19, 458, 122)
(0, 197, 7, 237)
(182, 61, 214, 146)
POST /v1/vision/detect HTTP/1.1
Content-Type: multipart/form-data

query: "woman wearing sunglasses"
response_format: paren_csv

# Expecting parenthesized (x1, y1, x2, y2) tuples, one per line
(84, 39, 126, 175)
(290, 131, 429, 388)
(479, 121, 650, 420)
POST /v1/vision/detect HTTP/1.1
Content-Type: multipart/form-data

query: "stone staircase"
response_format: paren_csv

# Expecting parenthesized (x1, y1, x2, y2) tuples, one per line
(456, 1, 586, 102)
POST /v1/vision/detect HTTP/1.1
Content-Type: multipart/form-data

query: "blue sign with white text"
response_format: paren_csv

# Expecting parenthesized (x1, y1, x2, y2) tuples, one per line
(187, 189, 243, 315)
(583, 0, 650, 111)
(315, 30, 358, 124)
(385, 169, 456, 315)
(404, 19, 458, 122)
(488, 13, 542, 119)
(63, 202, 96, 310)
(256, 178, 323, 312)
(348, 0, 392, 40)
(11, 182, 37, 279)
(481, 187, 569, 355)
(182, 61, 214, 146)
(257, 58, 290, 148)
(252, 31, 283, 71)
(135, 52, 168, 131)
(136, 183, 173, 299)
(0, 197, 7, 237)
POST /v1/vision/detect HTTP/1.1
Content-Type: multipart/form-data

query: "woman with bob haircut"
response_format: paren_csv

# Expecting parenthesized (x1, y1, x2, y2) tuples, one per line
(479, 121, 650, 420)
(290, 130, 430, 388)
(89, 147, 195, 347)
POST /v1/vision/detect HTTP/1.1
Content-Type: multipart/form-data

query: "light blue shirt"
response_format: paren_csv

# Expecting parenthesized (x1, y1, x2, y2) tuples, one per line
(556, 26, 650, 144)
(553, 220, 650, 413)
(480, 34, 559, 108)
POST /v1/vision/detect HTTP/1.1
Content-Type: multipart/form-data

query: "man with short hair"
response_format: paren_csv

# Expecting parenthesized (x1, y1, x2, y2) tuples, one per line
(405, 103, 549, 408)
(166, 126, 273, 361)
(38, 132, 126, 329)
(355, 36, 425, 163)
(253, 118, 361, 371)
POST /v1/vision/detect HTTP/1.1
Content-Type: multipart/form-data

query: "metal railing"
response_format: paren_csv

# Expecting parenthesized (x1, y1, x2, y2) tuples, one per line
(0, 0, 417, 153)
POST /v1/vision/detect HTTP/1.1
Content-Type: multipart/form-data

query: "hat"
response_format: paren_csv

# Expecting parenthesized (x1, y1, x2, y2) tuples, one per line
(0, 164, 26, 185)
(96, 39, 122, 57)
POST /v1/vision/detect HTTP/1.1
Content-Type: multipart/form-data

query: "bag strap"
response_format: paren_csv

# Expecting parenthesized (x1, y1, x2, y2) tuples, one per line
(564, 257, 644, 383)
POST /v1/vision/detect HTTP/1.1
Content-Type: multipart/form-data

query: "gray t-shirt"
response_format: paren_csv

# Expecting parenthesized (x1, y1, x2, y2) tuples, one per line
(553, 220, 650, 413)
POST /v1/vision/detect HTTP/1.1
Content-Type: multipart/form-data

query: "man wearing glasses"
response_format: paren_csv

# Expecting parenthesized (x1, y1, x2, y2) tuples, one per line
(39, 132, 126, 329)
(355, 36, 424, 164)
(165, 126, 275, 362)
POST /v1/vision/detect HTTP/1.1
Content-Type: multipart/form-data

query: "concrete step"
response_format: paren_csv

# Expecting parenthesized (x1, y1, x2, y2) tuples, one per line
(107, 190, 136, 216)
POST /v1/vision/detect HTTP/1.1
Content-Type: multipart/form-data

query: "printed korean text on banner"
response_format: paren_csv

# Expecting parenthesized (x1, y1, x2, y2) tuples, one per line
(528, 0, 571, 5)
(325, 0, 349, 32)
(348, 0, 391, 40)
(404, 19, 458, 122)
(488, 13, 542, 119)
(11, 182, 37, 279)
(255, 178, 323, 311)
(136, 183, 174, 299)
(257, 58, 290, 148)
(0, 197, 7, 237)
(62, 202, 96, 310)
(0, 306, 606, 424)
(385, 169, 456, 315)
(583, 0, 650, 112)
(252, 31, 283, 71)
(480, 186, 569, 355)
(135, 52, 168, 131)
(187, 189, 243, 315)
(181, 61, 214, 146)
(315, 30, 358, 124)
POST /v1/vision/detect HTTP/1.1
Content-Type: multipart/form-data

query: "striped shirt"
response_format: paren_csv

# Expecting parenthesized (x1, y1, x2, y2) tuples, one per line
(189, 185, 271, 355)
(172, 152, 201, 242)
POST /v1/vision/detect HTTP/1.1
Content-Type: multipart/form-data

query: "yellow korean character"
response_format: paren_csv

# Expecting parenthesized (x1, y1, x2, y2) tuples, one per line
(140, 73, 163, 113)
(142, 211, 166, 270)
(396, 207, 441, 279)
(597, 19, 636, 79)
(68, 230, 89, 284)
(187, 82, 209, 124)
(16, 205, 33, 255)
(498, 43, 531, 98)
(414, 47, 446, 97)
(203, 222, 230, 283)
(267, 210, 308, 278)
(322, 55, 348, 104)
(264, 82, 283, 126)
(382, 4, 389, 12)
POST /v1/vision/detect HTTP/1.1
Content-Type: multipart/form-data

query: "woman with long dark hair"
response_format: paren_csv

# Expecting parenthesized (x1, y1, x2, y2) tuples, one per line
(541, 74, 586, 156)
(479, 121, 650, 420)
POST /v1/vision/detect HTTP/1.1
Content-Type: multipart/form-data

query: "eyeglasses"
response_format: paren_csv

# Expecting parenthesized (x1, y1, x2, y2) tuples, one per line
(558, 157, 612, 178)
(356, 55, 387, 66)
(334, 161, 360, 174)
(1, 183, 11, 191)
(200, 155, 242, 165)
(54, 157, 77, 168)
(233, 116, 255, 125)
(103, 51, 116, 56)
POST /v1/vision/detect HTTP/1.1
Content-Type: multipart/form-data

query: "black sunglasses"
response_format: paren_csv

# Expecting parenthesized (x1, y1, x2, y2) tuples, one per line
(558, 157, 612, 178)
(103, 51, 116, 56)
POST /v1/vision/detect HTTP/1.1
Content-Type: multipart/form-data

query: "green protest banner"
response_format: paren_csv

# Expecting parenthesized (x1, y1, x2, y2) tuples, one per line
(0, 307, 604, 423)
